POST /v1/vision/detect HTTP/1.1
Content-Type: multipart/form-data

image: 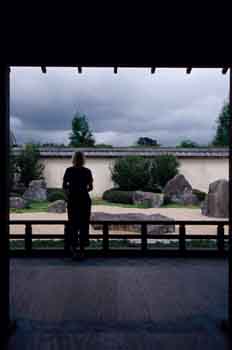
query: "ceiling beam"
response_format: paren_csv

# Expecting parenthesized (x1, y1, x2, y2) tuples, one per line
(151, 67, 156, 74)
(41, 66, 47, 73)
(222, 67, 229, 74)
(77, 66, 82, 74)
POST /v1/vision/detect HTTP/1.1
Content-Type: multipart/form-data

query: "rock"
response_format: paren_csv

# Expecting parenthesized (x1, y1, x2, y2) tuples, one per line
(48, 200, 66, 213)
(23, 180, 47, 202)
(164, 174, 196, 204)
(201, 197, 208, 216)
(201, 179, 229, 218)
(181, 188, 199, 205)
(132, 191, 164, 208)
(91, 212, 175, 234)
(164, 174, 192, 204)
(10, 196, 27, 209)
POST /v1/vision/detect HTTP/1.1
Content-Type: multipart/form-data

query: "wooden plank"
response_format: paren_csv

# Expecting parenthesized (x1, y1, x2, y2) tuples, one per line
(25, 223, 32, 254)
(103, 224, 109, 254)
(9, 220, 229, 225)
(8, 258, 228, 350)
(179, 224, 186, 253)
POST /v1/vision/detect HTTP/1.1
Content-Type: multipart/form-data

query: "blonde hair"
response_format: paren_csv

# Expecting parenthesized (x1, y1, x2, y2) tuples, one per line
(72, 151, 85, 167)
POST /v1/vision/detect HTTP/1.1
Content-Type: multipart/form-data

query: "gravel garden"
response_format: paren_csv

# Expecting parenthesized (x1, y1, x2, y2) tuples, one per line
(9, 152, 229, 249)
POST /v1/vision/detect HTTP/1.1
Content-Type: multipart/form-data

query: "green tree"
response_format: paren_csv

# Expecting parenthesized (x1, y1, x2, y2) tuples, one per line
(149, 155, 180, 191)
(111, 155, 179, 192)
(94, 143, 113, 148)
(111, 156, 151, 191)
(212, 102, 230, 146)
(16, 143, 44, 187)
(176, 139, 199, 148)
(9, 131, 17, 190)
(136, 137, 159, 147)
(69, 112, 95, 147)
(10, 150, 17, 191)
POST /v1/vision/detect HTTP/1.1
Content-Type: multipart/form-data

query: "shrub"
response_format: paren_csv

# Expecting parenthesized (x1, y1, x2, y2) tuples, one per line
(47, 189, 66, 202)
(111, 156, 151, 191)
(111, 155, 179, 192)
(16, 143, 44, 187)
(11, 183, 27, 196)
(192, 189, 206, 202)
(149, 155, 180, 190)
(103, 188, 134, 204)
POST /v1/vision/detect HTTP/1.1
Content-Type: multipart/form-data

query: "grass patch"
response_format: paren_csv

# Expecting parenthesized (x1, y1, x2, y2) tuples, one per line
(186, 239, 217, 249)
(10, 200, 49, 213)
(93, 198, 200, 209)
(10, 238, 224, 250)
(10, 199, 200, 214)
(10, 239, 133, 249)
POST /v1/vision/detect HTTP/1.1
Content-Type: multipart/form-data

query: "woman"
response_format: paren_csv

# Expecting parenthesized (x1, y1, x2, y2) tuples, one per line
(62, 151, 93, 259)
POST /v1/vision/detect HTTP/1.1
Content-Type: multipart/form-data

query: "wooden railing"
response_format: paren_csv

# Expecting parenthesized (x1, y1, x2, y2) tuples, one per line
(9, 220, 229, 257)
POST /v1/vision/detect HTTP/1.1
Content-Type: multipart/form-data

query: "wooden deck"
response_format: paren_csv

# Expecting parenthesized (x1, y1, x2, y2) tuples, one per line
(7, 257, 231, 349)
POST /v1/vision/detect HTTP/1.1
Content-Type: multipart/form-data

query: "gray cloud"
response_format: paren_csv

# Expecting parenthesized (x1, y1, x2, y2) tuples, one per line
(10, 67, 229, 146)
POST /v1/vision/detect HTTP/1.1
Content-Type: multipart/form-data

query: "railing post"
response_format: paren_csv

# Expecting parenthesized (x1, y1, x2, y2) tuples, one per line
(179, 224, 186, 254)
(217, 224, 225, 254)
(64, 222, 70, 255)
(141, 223, 147, 253)
(103, 223, 109, 254)
(25, 223, 32, 255)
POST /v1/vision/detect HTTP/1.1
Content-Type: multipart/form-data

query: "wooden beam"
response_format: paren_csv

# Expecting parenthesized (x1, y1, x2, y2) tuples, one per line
(0, 65, 10, 342)
(222, 67, 232, 333)
(151, 67, 156, 74)
(229, 68, 232, 327)
(41, 66, 47, 73)
(222, 67, 229, 74)
(186, 67, 192, 74)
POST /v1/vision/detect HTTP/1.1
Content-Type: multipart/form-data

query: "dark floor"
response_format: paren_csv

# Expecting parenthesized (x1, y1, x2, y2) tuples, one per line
(7, 257, 231, 349)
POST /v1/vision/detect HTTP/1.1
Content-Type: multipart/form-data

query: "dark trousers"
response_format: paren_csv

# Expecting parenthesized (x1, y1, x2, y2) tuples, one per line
(67, 199, 91, 251)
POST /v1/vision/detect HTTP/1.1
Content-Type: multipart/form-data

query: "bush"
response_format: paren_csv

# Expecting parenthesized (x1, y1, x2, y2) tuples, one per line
(103, 188, 134, 204)
(47, 189, 66, 202)
(11, 183, 27, 196)
(16, 143, 44, 187)
(111, 156, 151, 191)
(111, 155, 179, 192)
(192, 189, 206, 202)
(149, 155, 180, 190)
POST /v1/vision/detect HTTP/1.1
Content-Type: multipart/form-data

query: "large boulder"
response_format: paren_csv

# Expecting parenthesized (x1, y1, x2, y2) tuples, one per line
(201, 179, 229, 218)
(132, 191, 164, 208)
(91, 212, 175, 234)
(48, 200, 66, 213)
(10, 196, 27, 209)
(23, 180, 47, 202)
(181, 188, 199, 206)
(163, 174, 198, 205)
(201, 198, 208, 216)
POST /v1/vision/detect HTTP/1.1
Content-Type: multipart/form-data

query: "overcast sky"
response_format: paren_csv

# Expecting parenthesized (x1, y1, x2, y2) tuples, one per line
(10, 67, 229, 146)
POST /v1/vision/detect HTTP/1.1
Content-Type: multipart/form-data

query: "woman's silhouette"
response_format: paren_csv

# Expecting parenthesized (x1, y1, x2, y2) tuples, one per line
(62, 151, 93, 259)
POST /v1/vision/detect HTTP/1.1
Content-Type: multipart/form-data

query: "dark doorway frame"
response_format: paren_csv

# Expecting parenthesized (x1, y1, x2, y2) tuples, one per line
(0, 63, 231, 341)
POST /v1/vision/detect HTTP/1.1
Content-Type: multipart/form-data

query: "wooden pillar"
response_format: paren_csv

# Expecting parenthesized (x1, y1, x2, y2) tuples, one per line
(228, 67, 232, 328)
(0, 65, 11, 342)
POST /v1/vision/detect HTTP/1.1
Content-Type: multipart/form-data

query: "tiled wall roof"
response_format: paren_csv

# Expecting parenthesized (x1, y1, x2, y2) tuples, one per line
(13, 147, 229, 158)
